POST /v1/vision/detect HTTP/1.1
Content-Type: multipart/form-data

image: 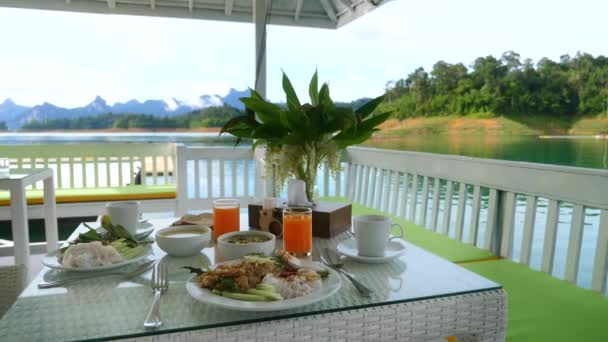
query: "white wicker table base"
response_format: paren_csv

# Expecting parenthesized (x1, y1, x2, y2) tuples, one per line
(118, 289, 506, 342)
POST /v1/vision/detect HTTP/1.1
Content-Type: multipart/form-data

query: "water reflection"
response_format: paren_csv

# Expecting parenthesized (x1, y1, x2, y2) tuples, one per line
(365, 135, 608, 170)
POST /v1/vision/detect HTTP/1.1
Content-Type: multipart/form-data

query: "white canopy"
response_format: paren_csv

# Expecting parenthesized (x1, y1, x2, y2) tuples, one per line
(0, 0, 390, 29)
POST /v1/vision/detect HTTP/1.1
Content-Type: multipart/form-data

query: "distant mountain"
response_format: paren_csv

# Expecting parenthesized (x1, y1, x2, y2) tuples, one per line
(0, 89, 250, 129)
(0, 99, 31, 129)
(222, 88, 250, 110)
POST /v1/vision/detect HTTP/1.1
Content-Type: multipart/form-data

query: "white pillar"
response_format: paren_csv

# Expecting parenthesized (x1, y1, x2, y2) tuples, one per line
(253, 0, 276, 197)
(10, 185, 29, 267)
(43, 175, 58, 252)
(253, 0, 267, 98)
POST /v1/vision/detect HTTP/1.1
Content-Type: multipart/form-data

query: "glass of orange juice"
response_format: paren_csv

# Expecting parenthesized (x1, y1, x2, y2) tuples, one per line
(213, 199, 240, 240)
(283, 207, 313, 256)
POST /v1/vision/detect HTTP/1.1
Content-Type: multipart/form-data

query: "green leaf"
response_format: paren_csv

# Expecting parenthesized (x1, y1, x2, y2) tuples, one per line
(102, 221, 138, 246)
(220, 115, 259, 138)
(332, 129, 376, 149)
(282, 71, 301, 111)
(181, 266, 205, 275)
(197, 257, 211, 271)
(80, 223, 103, 242)
(240, 98, 283, 127)
(309, 69, 319, 106)
(280, 109, 310, 132)
(323, 107, 352, 132)
(318, 82, 333, 108)
(220, 277, 238, 292)
(252, 125, 287, 140)
(249, 88, 264, 100)
(355, 94, 386, 119)
(359, 111, 392, 131)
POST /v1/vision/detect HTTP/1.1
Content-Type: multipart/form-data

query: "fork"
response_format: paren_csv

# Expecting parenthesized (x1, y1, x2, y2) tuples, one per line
(321, 248, 373, 298)
(143, 262, 169, 328)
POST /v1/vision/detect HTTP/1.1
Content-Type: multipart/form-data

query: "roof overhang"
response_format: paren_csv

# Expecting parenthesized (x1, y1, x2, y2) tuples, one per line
(0, 0, 392, 29)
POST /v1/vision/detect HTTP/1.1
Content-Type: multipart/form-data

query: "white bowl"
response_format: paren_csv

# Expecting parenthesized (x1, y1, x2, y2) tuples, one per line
(155, 225, 211, 257)
(217, 231, 276, 260)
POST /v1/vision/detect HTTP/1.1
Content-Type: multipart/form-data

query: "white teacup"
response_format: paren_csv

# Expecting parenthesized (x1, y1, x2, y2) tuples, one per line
(353, 215, 404, 257)
(106, 201, 140, 235)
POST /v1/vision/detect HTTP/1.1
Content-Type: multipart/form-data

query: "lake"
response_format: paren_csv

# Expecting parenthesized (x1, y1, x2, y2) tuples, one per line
(2, 132, 606, 169)
(365, 135, 608, 170)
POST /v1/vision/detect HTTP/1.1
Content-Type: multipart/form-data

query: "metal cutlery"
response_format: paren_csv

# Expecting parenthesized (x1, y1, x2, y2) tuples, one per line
(38, 260, 155, 289)
(321, 247, 373, 298)
(143, 261, 169, 328)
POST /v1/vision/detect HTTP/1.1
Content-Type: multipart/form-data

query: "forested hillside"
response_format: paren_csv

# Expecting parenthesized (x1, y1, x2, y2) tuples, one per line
(379, 52, 608, 118)
(22, 105, 242, 130)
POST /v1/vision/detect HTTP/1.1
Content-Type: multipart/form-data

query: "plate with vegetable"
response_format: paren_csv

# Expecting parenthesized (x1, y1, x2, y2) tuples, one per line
(42, 216, 152, 272)
(184, 251, 341, 312)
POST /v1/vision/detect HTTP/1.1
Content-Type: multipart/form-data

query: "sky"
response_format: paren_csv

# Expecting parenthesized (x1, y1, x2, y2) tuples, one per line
(0, 0, 607, 108)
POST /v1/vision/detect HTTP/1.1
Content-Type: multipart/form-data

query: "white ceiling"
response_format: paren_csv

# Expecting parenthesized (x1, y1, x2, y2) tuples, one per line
(0, 0, 392, 29)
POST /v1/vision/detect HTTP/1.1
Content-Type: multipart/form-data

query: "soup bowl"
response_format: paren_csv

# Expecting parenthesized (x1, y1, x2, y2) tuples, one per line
(155, 225, 211, 257)
(217, 231, 276, 260)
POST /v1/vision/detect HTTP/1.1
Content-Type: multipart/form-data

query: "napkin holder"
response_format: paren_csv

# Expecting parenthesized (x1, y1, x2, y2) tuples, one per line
(248, 201, 352, 238)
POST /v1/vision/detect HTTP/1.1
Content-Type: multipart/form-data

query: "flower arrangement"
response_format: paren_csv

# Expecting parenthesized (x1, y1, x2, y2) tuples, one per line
(220, 71, 390, 201)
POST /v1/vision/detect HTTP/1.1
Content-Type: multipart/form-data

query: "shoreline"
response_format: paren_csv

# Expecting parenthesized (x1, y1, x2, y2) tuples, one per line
(1, 127, 222, 134)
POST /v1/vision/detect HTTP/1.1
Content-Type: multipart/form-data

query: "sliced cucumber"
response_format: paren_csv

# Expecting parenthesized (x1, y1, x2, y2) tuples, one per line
(246, 289, 283, 301)
(255, 283, 276, 292)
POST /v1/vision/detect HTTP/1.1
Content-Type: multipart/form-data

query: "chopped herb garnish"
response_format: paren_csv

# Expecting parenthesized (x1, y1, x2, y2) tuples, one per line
(181, 266, 205, 275)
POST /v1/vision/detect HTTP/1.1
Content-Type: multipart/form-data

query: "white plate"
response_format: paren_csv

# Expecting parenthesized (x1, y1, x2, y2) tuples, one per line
(133, 221, 155, 240)
(186, 261, 342, 312)
(41, 245, 153, 272)
(337, 237, 406, 264)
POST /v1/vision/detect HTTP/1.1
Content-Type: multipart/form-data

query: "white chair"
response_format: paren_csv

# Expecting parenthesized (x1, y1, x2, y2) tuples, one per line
(0, 265, 25, 318)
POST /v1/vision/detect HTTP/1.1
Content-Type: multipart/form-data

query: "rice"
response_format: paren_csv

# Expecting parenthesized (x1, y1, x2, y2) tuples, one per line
(261, 268, 322, 299)
(62, 241, 123, 268)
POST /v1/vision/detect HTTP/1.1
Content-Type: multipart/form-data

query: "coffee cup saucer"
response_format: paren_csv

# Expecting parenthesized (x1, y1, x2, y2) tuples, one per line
(336, 237, 406, 264)
(133, 221, 155, 240)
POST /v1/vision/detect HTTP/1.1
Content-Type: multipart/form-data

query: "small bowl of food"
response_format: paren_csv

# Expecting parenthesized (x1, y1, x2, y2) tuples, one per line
(217, 231, 276, 260)
(155, 225, 211, 257)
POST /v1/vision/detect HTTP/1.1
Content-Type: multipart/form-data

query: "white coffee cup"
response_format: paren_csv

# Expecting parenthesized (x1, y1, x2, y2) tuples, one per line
(353, 215, 404, 257)
(106, 201, 140, 235)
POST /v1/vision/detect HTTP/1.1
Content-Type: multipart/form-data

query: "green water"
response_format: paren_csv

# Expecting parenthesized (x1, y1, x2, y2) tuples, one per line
(364, 135, 608, 169)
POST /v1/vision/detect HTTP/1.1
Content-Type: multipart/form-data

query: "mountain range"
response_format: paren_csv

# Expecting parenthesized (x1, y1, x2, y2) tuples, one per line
(0, 89, 249, 129)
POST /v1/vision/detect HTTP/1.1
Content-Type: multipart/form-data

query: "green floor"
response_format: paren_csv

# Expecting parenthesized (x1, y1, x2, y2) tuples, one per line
(332, 197, 608, 341)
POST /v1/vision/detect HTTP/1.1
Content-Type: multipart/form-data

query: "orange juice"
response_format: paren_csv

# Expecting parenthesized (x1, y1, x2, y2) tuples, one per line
(283, 210, 312, 255)
(213, 199, 240, 240)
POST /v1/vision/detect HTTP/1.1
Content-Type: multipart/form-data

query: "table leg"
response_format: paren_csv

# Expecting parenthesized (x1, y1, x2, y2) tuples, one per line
(43, 176, 58, 252)
(10, 186, 30, 267)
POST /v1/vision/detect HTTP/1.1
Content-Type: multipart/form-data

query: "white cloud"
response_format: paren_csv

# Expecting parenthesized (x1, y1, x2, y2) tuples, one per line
(1, 0, 607, 107)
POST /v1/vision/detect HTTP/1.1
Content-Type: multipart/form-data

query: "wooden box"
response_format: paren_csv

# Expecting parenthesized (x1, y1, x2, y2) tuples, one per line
(248, 202, 352, 238)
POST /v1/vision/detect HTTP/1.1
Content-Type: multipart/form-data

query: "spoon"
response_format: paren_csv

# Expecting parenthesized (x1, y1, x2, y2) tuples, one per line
(321, 248, 373, 297)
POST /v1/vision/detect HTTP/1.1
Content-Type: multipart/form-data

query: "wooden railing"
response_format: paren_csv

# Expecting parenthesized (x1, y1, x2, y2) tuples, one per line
(0, 143, 176, 189)
(320, 147, 608, 294)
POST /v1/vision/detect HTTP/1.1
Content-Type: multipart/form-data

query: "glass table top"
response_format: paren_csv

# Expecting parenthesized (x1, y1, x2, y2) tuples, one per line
(0, 214, 500, 341)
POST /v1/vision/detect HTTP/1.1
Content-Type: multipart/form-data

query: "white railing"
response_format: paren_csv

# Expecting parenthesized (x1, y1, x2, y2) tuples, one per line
(175, 145, 261, 215)
(0, 143, 176, 189)
(2, 143, 607, 294)
(327, 147, 608, 294)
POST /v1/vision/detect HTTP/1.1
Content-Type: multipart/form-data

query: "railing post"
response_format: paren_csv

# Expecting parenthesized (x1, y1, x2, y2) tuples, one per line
(253, 147, 269, 199)
(175, 144, 187, 216)
(490, 190, 516, 257)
